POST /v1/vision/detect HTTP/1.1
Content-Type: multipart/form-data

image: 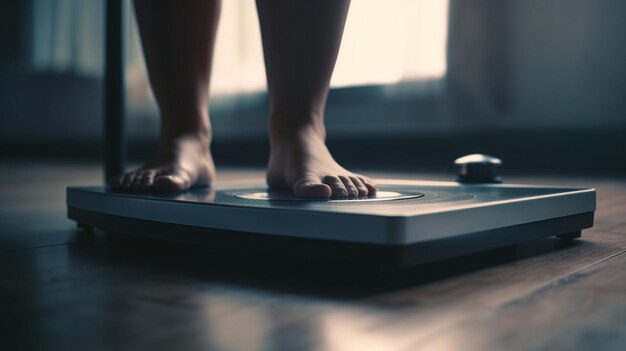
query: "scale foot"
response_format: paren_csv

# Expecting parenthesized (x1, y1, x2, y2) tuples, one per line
(556, 231, 581, 241)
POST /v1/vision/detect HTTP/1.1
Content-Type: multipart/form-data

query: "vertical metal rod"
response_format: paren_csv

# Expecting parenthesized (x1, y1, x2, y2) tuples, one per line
(104, 0, 126, 182)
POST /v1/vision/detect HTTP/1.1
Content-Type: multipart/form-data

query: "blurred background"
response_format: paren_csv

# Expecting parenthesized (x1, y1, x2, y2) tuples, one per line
(1, 0, 625, 173)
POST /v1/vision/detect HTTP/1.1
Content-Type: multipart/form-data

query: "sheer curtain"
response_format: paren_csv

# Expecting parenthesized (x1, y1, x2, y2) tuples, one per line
(25, 0, 451, 138)
(29, 0, 449, 95)
(31, 0, 104, 74)
(206, 0, 449, 95)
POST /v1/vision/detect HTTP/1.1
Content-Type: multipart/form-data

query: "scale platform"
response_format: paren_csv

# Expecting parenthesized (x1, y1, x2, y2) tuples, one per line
(67, 178, 596, 267)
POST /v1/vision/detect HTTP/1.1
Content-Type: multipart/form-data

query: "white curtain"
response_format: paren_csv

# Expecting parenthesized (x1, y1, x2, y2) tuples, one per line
(29, 0, 449, 95)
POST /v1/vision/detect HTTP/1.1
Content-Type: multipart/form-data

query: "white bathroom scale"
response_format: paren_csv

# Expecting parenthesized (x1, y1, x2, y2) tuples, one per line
(66, 177, 596, 267)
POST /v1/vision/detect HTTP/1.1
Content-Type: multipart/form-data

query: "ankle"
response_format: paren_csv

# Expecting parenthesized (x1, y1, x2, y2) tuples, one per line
(159, 108, 212, 143)
(159, 129, 211, 151)
(269, 112, 326, 145)
(269, 123, 326, 148)
(160, 125, 211, 147)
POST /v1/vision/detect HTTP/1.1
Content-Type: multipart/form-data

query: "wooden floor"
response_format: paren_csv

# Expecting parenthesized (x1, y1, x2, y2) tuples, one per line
(1, 161, 625, 351)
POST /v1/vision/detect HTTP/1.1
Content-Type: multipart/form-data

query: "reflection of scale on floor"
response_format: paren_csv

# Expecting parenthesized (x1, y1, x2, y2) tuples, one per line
(69, 4, 595, 267)
(67, 154, 596, 267)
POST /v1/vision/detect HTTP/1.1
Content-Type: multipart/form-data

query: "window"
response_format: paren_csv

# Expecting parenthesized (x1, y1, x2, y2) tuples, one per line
(29, 0, 449, 94)
(26, 0, 450, 138)
(200, 0, 449, 95)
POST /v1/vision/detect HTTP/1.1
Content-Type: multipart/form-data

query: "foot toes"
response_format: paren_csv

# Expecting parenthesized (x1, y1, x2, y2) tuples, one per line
(153, 174, 190, 192)
(109, 170, 159, 192)
(131, 171, 147, 191)
(138, 170, 156, 191)
(293, 177, 332, 199)
(323, 175, 348, 198)
(350, 176, 369, 197)
(122, 172, 137, 190)
(360, 176, 378, 196)
(339, 176, 359, 198)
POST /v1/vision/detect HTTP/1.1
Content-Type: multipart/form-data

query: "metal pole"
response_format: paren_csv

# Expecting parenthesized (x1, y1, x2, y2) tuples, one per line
(104, 0, 126, 182)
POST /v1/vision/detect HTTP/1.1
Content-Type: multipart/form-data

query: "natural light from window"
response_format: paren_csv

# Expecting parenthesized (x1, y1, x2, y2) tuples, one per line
(209, 0, 449, 95)
(30, 0, 449, 97)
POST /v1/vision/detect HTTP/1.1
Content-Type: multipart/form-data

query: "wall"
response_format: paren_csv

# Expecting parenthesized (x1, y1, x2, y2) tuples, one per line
(508, 0, 626, 128)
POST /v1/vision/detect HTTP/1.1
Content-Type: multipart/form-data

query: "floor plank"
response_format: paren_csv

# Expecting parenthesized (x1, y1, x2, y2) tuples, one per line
(410, 251, 626, 351)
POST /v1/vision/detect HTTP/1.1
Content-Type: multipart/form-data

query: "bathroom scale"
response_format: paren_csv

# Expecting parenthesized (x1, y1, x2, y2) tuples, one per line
(66, 158, 596, 267)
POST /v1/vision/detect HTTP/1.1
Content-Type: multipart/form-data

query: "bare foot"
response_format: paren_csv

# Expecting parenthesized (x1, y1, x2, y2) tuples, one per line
(109, 135, 215, 192)
(266, 127, 377, 199)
